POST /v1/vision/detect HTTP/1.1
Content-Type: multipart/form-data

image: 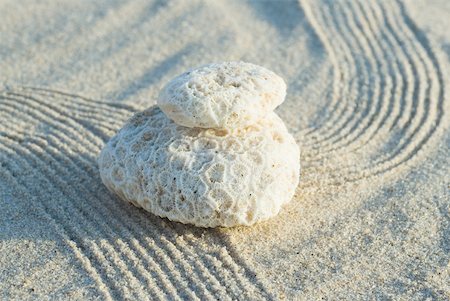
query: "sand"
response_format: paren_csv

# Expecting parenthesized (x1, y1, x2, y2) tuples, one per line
(1, 0, 449, 299)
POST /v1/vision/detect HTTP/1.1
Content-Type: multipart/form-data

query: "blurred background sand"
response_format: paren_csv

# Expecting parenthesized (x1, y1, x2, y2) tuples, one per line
(1, 0, 449, 299)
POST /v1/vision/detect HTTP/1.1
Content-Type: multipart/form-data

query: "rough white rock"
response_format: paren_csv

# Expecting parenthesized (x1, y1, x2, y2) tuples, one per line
(158, 61, 287, 129)
(98, 107, 300, 227)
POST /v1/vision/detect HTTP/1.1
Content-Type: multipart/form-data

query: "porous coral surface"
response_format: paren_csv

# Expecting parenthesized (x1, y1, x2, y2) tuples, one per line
(99, 107, 299, 227)
(158, 62, 286, 129)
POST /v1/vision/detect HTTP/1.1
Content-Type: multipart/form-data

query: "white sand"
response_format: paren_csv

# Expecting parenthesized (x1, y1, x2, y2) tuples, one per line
(1, 0, 449, 299)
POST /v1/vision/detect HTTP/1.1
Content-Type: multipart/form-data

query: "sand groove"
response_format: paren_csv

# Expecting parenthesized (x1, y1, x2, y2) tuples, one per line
(308, 1, 386, 150)
(0, 158, 115, 301)
(298, 0, 446, 187)
(317, 0, 401, 153)
(0, 88, 271, 300)
(0, 130, 155, 300)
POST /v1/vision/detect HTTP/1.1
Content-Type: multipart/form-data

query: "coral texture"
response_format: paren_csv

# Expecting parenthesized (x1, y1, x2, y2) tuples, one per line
(98, 107, 300, 227)
(158, 62, 286, 129)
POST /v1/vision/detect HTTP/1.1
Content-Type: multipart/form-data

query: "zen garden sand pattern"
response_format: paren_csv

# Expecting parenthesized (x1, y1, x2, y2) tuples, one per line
(1, 0, 449, 299)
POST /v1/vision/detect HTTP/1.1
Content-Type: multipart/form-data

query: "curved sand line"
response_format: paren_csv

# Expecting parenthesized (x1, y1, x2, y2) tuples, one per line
(298, 0, 446, 188)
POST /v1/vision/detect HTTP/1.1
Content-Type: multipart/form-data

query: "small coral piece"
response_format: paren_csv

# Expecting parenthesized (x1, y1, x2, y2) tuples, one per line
(158, 61, 286, 129)
(99, 62, 300, 227)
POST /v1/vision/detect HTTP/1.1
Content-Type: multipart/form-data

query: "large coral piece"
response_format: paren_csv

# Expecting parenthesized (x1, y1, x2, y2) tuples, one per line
(99, 62, 300, 227)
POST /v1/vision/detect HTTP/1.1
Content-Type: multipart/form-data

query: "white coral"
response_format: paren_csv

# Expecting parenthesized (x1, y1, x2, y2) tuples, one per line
(98, 108, 299, 227)
(158, 61, 286, 129)
(99, 62, 300, 227)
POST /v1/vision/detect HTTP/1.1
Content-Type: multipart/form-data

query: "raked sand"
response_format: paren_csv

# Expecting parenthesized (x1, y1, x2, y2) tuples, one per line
(1, 0, 449, 299)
